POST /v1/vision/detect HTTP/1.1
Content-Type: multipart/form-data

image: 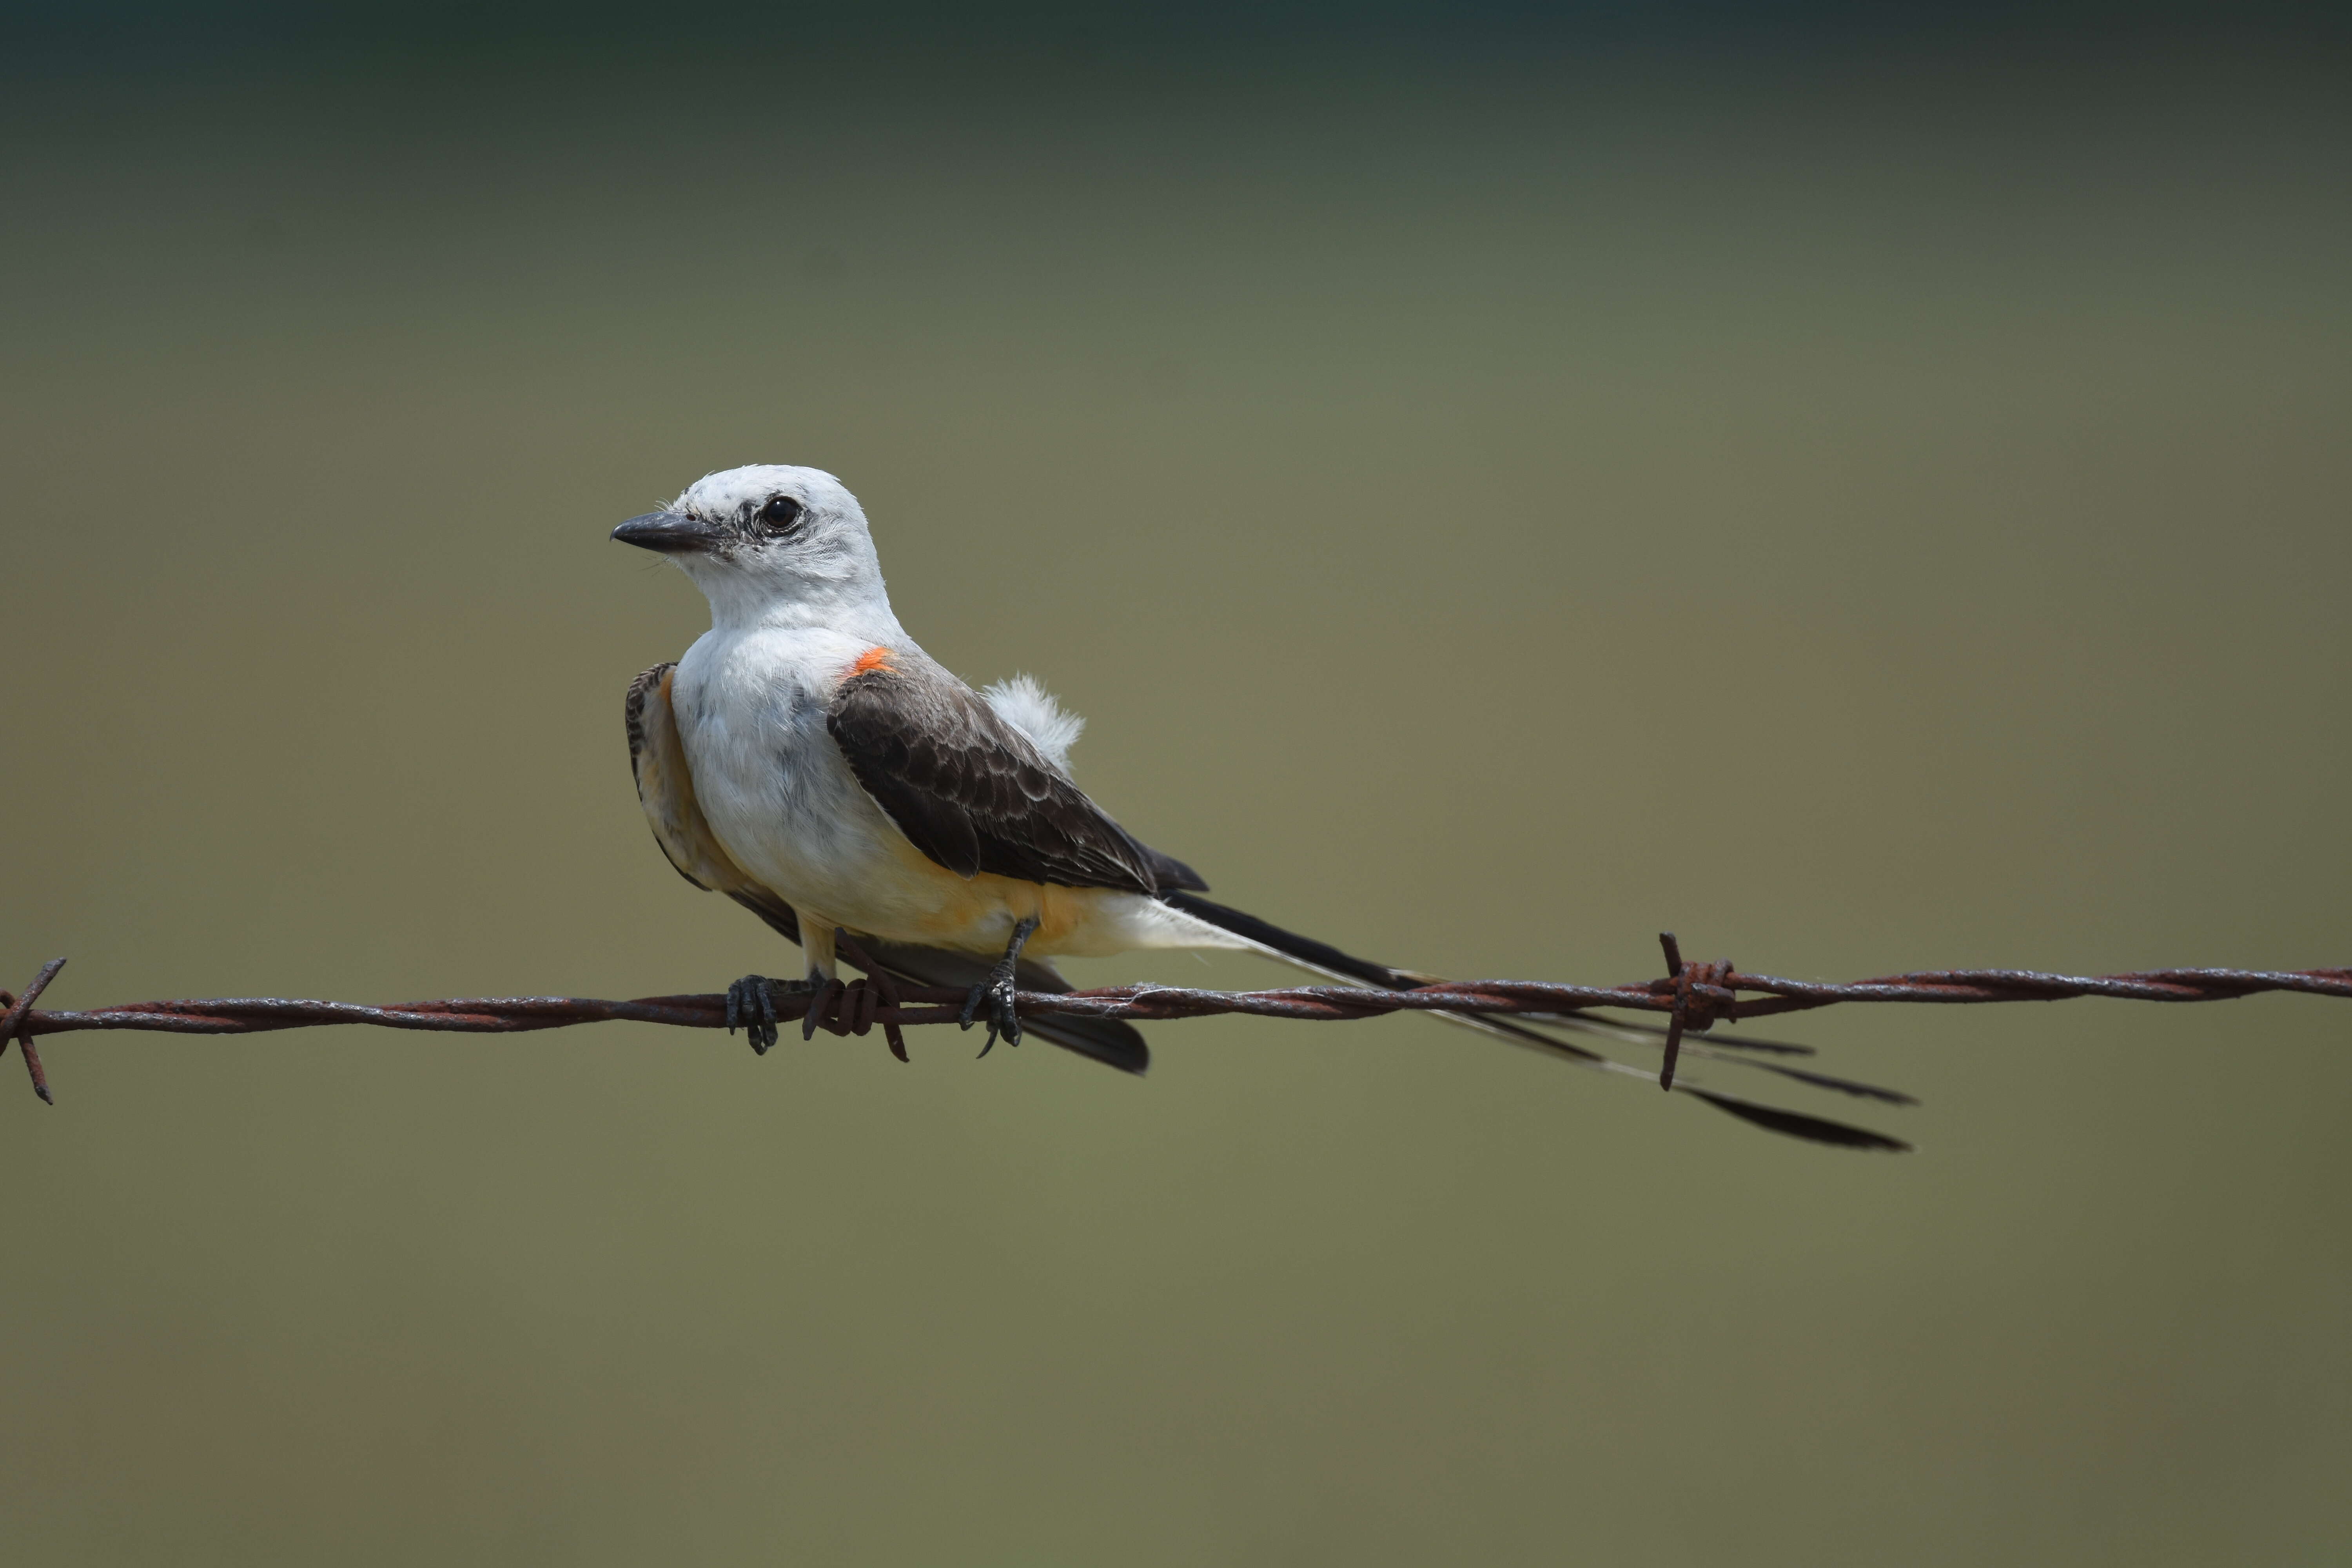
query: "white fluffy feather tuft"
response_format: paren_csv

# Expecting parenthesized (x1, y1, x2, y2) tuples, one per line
(982, 673, 1085, 775)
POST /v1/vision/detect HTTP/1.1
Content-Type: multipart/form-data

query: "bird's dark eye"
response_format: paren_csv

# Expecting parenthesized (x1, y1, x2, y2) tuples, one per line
(755, 495, 804, 535)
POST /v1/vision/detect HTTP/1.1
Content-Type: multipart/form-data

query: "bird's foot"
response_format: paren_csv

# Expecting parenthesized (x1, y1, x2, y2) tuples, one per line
(726, 974, 812, 1055)
(958, 961, 1023, 1056)
(958, 916, 1040, 1058)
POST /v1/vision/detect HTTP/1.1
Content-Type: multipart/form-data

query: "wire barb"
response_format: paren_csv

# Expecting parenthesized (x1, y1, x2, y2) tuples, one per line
(0, 958, 69, 1104)
(1659, 933, 1686, 1091)
(831, 933, 910, 1062)
(1656, 934, 1738, 1092)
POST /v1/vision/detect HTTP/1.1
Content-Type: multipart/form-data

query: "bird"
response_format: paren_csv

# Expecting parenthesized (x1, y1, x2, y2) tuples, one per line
(613, 463, 1912, 1149)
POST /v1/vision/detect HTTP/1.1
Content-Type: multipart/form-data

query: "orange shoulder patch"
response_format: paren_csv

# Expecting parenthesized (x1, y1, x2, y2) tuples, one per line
(849, 646, 897, 677)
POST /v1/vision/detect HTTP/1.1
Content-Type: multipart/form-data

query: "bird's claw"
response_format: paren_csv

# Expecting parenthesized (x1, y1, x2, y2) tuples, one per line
(726, 974, 811, 1055)
(959, 964, 1022, 1057)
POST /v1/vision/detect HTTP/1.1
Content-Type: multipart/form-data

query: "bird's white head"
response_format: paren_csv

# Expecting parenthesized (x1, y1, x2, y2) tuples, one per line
(612, 463, 898, 635)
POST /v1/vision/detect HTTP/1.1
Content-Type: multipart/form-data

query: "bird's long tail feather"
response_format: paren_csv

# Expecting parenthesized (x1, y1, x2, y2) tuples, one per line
(1161, 892, 1911, 1151)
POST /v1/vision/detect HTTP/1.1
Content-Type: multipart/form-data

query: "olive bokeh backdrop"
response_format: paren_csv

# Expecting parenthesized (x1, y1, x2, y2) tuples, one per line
(3, 15, 2348, 1564)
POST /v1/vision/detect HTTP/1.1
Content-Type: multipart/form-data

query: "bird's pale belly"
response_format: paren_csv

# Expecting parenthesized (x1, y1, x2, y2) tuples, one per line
(731, 802, 1163, 957)
(846, 835, 1168, 957)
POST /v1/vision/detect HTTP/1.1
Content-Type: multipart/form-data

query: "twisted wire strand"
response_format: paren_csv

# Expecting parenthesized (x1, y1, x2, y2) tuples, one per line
(8, 947, 2345, 1150)
(9, 958, 2347, 1041)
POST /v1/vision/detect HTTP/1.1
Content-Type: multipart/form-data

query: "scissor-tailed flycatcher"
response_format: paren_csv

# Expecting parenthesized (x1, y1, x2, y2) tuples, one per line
(613, 464, 1910, 1145)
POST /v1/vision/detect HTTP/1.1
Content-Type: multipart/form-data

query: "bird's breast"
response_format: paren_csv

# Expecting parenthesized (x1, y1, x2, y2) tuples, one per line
(671, 628, 894, 912)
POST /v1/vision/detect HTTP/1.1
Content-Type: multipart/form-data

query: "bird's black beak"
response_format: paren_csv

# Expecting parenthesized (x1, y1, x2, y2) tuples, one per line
(612, 511, 723, 555)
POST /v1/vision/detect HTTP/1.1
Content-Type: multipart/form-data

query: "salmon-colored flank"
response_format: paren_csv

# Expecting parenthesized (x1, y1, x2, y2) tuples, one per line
(850, 646, 896, 677)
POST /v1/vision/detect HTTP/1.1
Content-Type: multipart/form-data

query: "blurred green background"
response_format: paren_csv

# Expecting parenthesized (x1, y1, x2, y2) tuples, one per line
(3, 7, 2348, 1563)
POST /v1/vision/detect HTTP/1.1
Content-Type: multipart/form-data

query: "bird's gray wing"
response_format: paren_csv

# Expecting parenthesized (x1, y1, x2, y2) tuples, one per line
(826, 648, 1205, 893)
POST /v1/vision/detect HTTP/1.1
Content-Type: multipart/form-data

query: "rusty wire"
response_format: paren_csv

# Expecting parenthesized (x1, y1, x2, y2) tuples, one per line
(6, 936, 2348, 1110)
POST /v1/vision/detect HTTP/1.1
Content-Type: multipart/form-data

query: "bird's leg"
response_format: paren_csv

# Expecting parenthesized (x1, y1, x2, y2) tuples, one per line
(960, 915, 1040, 1057)
(726, 973, 815, 1055)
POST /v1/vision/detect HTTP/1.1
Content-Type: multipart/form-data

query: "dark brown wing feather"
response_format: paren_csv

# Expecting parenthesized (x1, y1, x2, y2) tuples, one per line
(1145, 846, 1210, 893)
(827, 653, 1181, 893)
(624, 662, 670, 774)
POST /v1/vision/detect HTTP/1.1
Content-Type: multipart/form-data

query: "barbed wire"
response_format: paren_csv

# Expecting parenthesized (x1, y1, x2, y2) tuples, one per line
(6, 936, 2346, 1117)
